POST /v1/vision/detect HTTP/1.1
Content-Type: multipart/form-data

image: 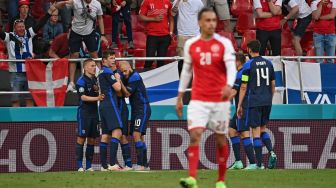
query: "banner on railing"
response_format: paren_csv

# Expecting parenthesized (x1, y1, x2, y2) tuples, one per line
(267, 56, 284, 104)
(140, 61, 179, 105)
(284, 61, 336, 104)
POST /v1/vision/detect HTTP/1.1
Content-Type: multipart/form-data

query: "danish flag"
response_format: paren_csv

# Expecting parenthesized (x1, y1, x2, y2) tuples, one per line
(25, 58, 69, 106)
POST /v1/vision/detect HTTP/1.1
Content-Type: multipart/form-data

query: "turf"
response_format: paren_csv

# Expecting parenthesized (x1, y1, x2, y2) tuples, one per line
(0, 169, 335, 188)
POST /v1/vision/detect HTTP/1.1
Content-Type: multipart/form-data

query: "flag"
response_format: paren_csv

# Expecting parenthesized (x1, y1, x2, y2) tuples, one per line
(267, 56, 284, 104)
(140, 61, 179, 105)
(284, 61, 336, 104)
(25, 58, 69, 106)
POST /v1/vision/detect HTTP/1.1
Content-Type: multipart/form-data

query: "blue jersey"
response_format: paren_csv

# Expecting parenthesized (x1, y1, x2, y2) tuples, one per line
(241, 56, 275, 107)
(233, 68, 243, 107)
(76, 75, 99, 116)
(98, 66, 119, 108)
(125, 71, 150, 114)
(113, 69, 128, 112)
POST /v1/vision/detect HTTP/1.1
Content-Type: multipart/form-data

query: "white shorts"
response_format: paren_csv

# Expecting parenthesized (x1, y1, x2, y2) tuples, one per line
(187, 100, 231, 134)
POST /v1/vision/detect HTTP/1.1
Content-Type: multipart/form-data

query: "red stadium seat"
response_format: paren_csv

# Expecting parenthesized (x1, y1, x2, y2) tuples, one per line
(236, 13, 256, 34)
(133, 48, 146, 69)
(218, 31, 238, 51)
(305, 47, 317, 63)
(131, 14, 145, 32)
(0, 52, 8, 71)
(281, 48, 296, 56)
(300, 32, 314, 52)
(103, 15, 113, 34)
(0, 40, 6, 52)
(240, 30, 256, 52)
(281, 31, 293, 49)
(230, 0, 253, 17)
(133, 32, 147, 49)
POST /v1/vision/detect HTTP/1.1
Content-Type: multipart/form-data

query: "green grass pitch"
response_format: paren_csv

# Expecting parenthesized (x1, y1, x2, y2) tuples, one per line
(0, 169, 335, 188)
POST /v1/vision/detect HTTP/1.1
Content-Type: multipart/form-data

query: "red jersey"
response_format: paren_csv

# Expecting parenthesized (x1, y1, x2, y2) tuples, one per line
(182, 34, 236, 102)
(254, 0, 282, 31)
(50, 33, 69, 58)
(311, 0, 336, 34)
(139, 0, 172, 36)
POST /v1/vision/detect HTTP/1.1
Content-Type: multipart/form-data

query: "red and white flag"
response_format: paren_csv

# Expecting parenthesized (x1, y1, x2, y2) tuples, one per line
(25, 59, 69, 106)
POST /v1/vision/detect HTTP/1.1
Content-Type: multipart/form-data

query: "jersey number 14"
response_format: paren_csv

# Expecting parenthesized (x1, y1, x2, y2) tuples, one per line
(200, 52, 212, 65)
(256, 67, 269, 86)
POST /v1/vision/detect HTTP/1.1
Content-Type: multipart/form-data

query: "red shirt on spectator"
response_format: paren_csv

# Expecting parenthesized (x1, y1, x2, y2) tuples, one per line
(254, 0, 282, 31)
(139, 0, 172, 36)
(311, 0, 336, 34)
(50, 33, 69, 58)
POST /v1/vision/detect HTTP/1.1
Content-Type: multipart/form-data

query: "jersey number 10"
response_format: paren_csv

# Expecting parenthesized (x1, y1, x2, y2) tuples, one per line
(200, 52, 212, 65)
(256, 67, 269, 87)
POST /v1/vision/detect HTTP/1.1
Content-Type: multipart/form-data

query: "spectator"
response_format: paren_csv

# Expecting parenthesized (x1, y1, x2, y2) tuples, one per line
(58, 0, 108, 92)
(139, 0, 174, 69)
(0, 4, 60, 107)
(48, 32, 70, 58)
(281, 0, 312, 55)
(311, 0, 336, 63)
(202, 0, 232, 32)
(43, 9, 63, 45)
(79, 32, 103, 58)
(111, 0, 134, 49)
(45, 0, 72, 32)
(7, 0, 19, 22)
(9, 0, 36, 31)
(173, 0, 203, 57)
(254, 0, 283, 56)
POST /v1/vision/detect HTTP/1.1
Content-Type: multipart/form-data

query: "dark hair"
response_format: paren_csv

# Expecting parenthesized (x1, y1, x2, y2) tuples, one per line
(102, 49, 116, 60)
(83, 58, 95, 67)
(198, 7, 216, 21)
(235, 52, 246, 64)
(247, 40, 261, 53)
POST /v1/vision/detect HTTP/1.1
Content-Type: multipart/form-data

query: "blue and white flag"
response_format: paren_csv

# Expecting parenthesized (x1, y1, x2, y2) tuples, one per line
(284, 61, 336, 104)
(140, 61, 179, 105)
(266, 56, 284, 104)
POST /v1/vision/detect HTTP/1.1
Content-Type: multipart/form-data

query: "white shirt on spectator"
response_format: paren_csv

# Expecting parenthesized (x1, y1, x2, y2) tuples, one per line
(67, 0, 103, 35)
(311, 0, 336, 11)
(4, 28, 36, 72)
(254, 0, 282, 10)
(286, 0, 312, 19)
(176, 0, 204, 36)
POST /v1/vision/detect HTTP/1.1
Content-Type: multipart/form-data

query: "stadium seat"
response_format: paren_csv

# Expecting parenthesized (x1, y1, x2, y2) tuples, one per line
(0, 52, 8, 71)
(281, 31, 293, 49)
(103, 15, 113, 34)
(300, 32, 314, 52)
(281, 48, 296, 56)
(0, 40, 6, 52)
(133, 31, 147, 49)
(240, 30, 256, 52)
(132, 48, 146, 69)
(230, 0, 253, 17)
(305, 47, 317, 63)
(218, 31, 238, 51)
(131, 14, 145, 32)
(236, 13, 256, 34)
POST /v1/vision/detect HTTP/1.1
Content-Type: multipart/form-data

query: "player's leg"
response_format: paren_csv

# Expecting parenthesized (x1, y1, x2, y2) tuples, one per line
(120, 135, 132, 170)
(241, 131, 257, 170)
(109, 128, 122, 170)
(228, 115, 243, 170)
(85, 117, 99, 171)
(140, 135, 149, 169)
(76, 110, 89, 171)
(99, 111, 110, 171)
(260, 106, 277, 169)
(214, 133, 229, 188)
(249, 107, 263, 169)
(68, 30, 82, 92)
(76, 136, 86, 171)
(141, 106, 151, 169)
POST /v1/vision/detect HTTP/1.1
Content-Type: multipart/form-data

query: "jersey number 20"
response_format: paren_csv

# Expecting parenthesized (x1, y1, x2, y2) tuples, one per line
(200, 52, 212, 65)
(256, 67, 269, 86)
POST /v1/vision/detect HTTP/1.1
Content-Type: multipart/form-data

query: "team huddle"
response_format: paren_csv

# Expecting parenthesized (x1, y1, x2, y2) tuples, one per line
(176, 8, 277, 188)
(75, 51, 151, 172)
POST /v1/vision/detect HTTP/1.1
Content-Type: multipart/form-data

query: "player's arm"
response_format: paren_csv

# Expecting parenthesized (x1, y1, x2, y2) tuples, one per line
(270, 65, 276, 97)
(176, 40, 193, 118)
(115, 73, 132, 97)
(77, 84, 104, 101)
(107, 73, 122, 96)
(254, 0, 272, 18)
(222, 38, 237, 101)
(319, 7, 336, 20)
(237, 65, 249, 118)
(268, 0, 282, 15)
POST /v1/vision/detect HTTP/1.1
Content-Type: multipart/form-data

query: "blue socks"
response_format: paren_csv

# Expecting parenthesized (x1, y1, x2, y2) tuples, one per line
(110, 138, 120, 166)
(253, 137, 262, 167)
(121, 143, 132, 168)
(242, 137, 256, 164)
(261, 132, 273, 153)
(135, 141, 145, 166)
(100, 142, 108, 169)
(143, 143, 148, 168)
(76, 143, 84, 169)
(85, 144, 94, 169)
(230, 136, 241, 161)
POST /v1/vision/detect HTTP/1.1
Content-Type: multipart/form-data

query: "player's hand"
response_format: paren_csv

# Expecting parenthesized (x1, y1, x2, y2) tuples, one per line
(115, 73, 121, 80)
(98, 94, 105, 101)
(237, 105, 243, 119)
(175, 98, 183, 119)
(101, 36, 109, 46)
(121, 1, 126, 7)
(221, 85, 232, 101)
(153, 15, 164, 22)
(54, 1, 68, 9)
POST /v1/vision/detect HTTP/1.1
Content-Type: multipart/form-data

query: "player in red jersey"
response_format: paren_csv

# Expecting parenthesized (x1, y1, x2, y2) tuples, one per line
(176, 7, 237, 188)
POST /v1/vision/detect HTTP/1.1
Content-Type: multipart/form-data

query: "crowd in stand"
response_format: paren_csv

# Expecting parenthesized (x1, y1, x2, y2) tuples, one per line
(0, 0, 335, 106)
